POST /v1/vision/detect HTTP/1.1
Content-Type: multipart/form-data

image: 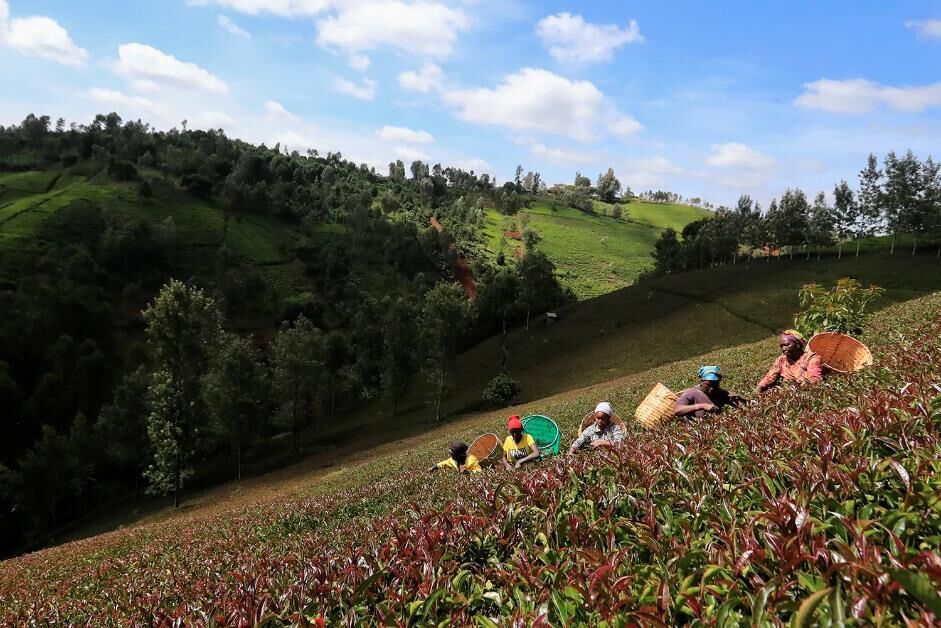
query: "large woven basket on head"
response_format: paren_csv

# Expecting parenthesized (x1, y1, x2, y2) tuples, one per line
(468, 433, 499, 464)
(807, 332, 873, 373)
(521, 415, 561, 457)
(634, 383, 678, 430)
(578, 412, 625, 436)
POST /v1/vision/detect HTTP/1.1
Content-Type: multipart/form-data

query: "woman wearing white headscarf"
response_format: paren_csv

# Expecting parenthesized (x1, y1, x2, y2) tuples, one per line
(567, 402, 624, 454)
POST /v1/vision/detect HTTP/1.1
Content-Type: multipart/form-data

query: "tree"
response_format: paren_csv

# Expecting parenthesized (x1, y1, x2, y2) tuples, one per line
(652, 228, 683, 274)
(857, 153, 883, 256)
(574, 171, 591, 188)
(475, 267, 520, 369)
(482, 373, 521, 408)
(323, 331, 349, 420)
(380, 298, 419, 416)
(142, 280, 222, 507)
(203, 333, 266, 480)
(596, 168, 621, 203)
(611, 205, 624, 220)
(521, 226, 540, 251)
(271, 315, 323, 451)
(517, 250, 563, 329)
(882, 150, 921, 255)
(420, 282, 472, 422)
(832, 180, 857, 258)
(531, 172, 541, 194)
(94, 366, 150, 499)
(775, 188, 810, 259)
(807, 191, 834, 259)
(514, 165, 524, 191)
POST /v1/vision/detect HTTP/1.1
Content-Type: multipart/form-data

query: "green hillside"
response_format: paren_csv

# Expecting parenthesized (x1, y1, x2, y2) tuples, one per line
(482, 196, 709, 299)
(3, 291, 937, 623)
(0, 170, 305, 304)
(337, 253, 941, 446)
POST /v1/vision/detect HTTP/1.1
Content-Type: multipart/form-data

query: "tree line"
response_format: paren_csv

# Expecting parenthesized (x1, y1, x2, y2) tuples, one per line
(652, 150, 941, 274)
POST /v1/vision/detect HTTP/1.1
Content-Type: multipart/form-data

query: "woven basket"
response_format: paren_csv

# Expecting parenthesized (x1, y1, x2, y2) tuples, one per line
(807, 332, 873, 373)
(468, 433, 499, 464)
(634, 383, 678, 430)
(578, 412, 625, 436)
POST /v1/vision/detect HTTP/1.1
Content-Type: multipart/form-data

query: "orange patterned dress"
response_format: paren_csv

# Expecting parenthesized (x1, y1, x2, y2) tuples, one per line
(757, 351, 823, 391)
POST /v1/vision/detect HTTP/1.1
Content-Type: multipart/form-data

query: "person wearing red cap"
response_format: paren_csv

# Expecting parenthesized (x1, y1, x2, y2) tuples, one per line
(502, 415, 540, 471)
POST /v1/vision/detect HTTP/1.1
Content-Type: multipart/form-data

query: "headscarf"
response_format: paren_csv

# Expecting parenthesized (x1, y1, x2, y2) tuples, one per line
(594, 402, 613, 417)
(507, 415, 523, 431)
(780, 329, 806, 348)
(698, 365, 721, 381)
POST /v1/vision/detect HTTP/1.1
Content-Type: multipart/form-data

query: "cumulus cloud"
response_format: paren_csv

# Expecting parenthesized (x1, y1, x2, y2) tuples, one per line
(531, 143, 593, 165)
(377, 125, 434, 144)
(398, 63, 443, 93)
(218, 14, 250, 37)
(316, 1, 467, 58)
(264, 99, 300, 122)
(622, 156, 685, 190)
(116, 43, 230, 94)
(394, 145, 430, 162)
(795, 78, 941, 113)
(536, 12, 643, 63)
(188, 0, 331, 17)
(905, 19, 941, 40)
(331, 75, 377, 101)
(454, 157, 493, 175)
(0, 0, 88, 66)
(706, 143, 775, 169)
(348, 53, 370, 71)
(87, 88, 159, 115)
(442, 67, 640, 142)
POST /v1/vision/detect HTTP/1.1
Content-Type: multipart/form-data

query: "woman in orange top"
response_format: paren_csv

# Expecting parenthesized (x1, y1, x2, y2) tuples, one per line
(756, 329, 823, 393)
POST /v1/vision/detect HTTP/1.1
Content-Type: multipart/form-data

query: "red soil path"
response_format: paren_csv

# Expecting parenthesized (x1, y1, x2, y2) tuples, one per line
(430, 217, 478, 299)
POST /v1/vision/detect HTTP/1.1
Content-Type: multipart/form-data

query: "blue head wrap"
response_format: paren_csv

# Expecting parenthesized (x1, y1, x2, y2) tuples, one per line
(698, 365, 721, 381)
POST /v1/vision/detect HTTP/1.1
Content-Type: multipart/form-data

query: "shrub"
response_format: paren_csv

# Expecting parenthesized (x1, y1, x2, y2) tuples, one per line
(794, 277, 884, 337)
(482, 373, 521, 407)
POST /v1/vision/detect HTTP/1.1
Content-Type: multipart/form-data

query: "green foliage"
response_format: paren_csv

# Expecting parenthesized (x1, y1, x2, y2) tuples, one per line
(421, 282, 473, 421)
(271, 315, 324, 450)
(794, 278, 885, 337)
(481, 373, 521, 407)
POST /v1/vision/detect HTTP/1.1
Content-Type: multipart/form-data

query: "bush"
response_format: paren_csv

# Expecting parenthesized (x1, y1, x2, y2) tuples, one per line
(794, 277, 884, 337)
(107, 159, 139, 182)
(482, 373, 521, 407)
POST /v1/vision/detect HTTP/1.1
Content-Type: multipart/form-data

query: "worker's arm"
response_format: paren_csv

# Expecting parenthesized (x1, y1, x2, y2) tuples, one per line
(756, 358, 783, 392)
(674, 402, 718, 417)
(514, 442, 541, 468)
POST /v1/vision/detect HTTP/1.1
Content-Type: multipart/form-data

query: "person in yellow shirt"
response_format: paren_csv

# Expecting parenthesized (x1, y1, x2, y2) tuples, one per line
(427, 442, 481, 474)
(502, 415, 541, 471)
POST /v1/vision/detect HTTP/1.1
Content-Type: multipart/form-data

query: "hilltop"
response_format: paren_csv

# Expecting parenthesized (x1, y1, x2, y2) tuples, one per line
(2, 290, 938, 624)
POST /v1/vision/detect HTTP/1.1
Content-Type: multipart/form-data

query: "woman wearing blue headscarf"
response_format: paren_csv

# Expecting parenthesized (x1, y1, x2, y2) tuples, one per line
(674, 366, 746, 419)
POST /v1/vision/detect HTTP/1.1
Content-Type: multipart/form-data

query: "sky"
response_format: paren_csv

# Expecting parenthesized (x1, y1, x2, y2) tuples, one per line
(1, 0, 940, 206)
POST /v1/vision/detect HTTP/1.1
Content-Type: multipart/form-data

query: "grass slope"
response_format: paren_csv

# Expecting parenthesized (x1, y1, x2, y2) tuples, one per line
(1, 292, 937, 623)
(482, 197, 709, 299)
(0, 170, 305, 304)
(338, 253, 941, 449)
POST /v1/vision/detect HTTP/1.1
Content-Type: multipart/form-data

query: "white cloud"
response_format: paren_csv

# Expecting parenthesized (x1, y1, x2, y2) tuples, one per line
(218, 14, 250, 38)
(905, 19, 941, 40)
(376, 125, 434, 144)
(195, 110, 236, 128)
(622, 156, 685, 190)
(348, 53, 370, 71)
(612, 115, 643, 137)
(0, 0, 88, 66)
(316, 2, 468, 57)
(442, 67, 639, 142)
(264, 99, 299, 122)
(188, 0, 331, 17)
(796, 78, 941, 113)
(130, 79, 161, 93)
(331, 75, 376, 101)
(706, 143, 775, 169)
(398, 63, 443, 93)
(454, 158, 493, 175)
(87, 87, 158, 113)
(536, 12, 643, 64)
(394, 145, 430, 162)
(116, 43, 230, 95)
(531, 142, 593, 165)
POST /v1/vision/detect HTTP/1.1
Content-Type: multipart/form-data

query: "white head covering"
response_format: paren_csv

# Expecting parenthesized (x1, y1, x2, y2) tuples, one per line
(594, 401, 613, 416)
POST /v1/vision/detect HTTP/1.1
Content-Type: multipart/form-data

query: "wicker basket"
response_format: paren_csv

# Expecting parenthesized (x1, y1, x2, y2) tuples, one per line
(807, 332, 873, 373)
(578, 412, 625, 436)
(468, 433, 499, 464)
(634, 383, 678, 430)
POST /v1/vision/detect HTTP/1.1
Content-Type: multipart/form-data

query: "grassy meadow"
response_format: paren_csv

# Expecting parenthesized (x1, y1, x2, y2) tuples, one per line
(481, 196, 710, 299)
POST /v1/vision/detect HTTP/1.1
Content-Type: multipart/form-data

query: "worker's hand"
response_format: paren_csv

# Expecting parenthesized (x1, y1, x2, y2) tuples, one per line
(514, 460, 523, 469)
(590, 440, 607, 449)
(701, 403, 719, 413)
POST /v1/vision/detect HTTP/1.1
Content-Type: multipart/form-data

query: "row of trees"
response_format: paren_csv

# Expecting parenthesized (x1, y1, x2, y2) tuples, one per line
(653, 150, 941, 274)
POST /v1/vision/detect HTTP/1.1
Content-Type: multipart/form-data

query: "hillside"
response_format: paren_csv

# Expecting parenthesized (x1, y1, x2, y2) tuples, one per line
(481, 196, 709, 299)
(0, 169, 305, 307)
(335, 253, 941, 448)
(2, 291, 938, 623)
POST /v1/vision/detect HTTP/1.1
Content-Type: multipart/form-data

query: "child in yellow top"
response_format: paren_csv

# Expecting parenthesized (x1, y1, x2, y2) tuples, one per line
(427, 442, 481, 474)
(502, 415, 541, 471)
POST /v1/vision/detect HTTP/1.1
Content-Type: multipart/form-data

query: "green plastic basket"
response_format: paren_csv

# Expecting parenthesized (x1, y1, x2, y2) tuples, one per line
(521, 415, 562, 457)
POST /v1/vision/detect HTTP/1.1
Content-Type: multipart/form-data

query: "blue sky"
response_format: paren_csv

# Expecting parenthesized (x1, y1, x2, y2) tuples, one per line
(2, 0, 940, 206)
